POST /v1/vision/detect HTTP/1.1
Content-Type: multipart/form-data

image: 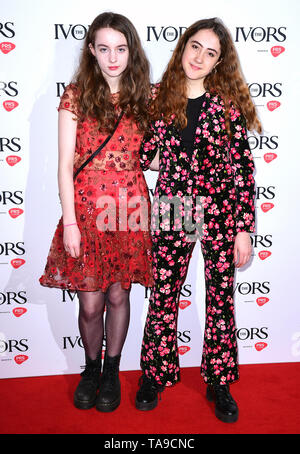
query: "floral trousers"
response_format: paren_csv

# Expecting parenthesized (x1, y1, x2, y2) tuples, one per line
(140, 229, 239, 387)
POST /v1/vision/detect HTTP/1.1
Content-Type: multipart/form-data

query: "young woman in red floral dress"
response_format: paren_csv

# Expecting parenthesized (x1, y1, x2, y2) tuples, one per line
(135, 18, 262, 423)
(40, 12, 153, 412)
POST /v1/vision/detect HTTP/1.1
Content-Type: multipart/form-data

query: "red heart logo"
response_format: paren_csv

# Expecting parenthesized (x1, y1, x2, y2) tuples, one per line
(270, 46, 285, 57)
(256, 297, 269, 307)
(14, 355, 29, 365)
(264, 153, 277, 163)
(261, 203, 274, 213)
(11, 259, 26, 269)
(9, 208, 24, 218)
(179, 300, 191, 310)
(258, 251, 272, 260)
(255, 342, 268, 351)
(3, 100, 19, 112)
(0, 42, 16, 54)
(267, 101, 281, 111)
(6, 155, 21, 166)
(178, 346, 190, 355)
(12, 307, 27, 317)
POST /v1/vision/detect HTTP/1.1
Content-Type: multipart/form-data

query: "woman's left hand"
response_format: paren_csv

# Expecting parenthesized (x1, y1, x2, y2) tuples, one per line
(234, 232, 252, 268)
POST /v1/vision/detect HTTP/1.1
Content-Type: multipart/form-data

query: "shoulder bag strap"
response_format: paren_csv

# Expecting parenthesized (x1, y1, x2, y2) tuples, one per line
(73, 110, 124, 180)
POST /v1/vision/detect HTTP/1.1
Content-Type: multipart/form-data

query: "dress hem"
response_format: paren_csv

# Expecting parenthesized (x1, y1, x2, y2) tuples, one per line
(39, 278, 153, 293)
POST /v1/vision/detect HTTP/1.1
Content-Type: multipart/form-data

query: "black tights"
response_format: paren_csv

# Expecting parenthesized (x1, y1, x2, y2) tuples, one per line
(77, 282, 130, 361)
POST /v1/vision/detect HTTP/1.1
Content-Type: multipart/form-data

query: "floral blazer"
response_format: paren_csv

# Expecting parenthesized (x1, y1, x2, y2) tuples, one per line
(140, 90, 256, 241)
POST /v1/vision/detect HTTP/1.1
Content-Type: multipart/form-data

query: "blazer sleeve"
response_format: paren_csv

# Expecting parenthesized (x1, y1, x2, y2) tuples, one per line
(229, 106, 256, 234)
(139, 120, 162, 171)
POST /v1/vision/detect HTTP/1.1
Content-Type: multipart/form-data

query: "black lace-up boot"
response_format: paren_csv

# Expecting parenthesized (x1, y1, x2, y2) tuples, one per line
(73, 353, 102, 409)
(135, 374, 163, 411)
(206, 384, 239, 423)
(96, 354, 121, 412)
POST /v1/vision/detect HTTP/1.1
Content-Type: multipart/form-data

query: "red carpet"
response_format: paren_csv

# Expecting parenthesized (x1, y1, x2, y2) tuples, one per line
(0, 363, 299, 434)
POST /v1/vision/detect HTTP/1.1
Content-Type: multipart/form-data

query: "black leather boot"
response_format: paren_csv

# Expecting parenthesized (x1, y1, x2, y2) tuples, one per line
(206, 384, 238, 423)
(73, 353, 102, 409)
(135, 374, 163, 411)
(96, 354, 121, 412)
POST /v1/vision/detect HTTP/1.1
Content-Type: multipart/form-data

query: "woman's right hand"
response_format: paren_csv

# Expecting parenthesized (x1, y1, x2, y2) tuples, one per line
(63, 224, 81, 258)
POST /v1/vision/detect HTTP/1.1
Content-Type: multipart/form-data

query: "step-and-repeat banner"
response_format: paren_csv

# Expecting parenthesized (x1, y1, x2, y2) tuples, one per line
(1, 0, 300, 378)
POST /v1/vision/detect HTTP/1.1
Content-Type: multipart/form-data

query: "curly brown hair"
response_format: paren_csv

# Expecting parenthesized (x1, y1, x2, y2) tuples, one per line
(151, 17, 262, 135)
(71, 12, 150, 133)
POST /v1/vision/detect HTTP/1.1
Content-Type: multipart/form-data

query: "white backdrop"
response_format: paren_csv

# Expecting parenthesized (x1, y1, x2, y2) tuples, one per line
(1, 0, 300, 379)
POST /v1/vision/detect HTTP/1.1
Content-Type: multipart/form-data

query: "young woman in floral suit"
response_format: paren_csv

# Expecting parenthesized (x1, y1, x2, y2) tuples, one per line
(135, 18, 262, 423)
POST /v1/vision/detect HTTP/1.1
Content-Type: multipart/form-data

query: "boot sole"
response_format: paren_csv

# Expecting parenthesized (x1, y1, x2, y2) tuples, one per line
(215, 407, 238, 423)
(96, 397, 121, 413)
(206, 387, 238, 423)
(74, 397, 97, 410)
(135, 396, 158, 411)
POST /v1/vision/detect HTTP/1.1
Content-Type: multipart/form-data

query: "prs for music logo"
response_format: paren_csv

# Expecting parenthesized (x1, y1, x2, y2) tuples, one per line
(0, 42, 15, 54)
(3, 100, 18, 111)
(270, 46, 285, 57)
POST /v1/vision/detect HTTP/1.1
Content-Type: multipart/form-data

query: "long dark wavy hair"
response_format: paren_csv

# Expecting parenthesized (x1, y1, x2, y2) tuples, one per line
(72, 12, 150, 133)
(151, 17, 262, 135)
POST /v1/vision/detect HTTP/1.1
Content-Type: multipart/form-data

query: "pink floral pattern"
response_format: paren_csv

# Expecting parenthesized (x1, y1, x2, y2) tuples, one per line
(140, 91, 256, 240)
(139, 90, 255, 386)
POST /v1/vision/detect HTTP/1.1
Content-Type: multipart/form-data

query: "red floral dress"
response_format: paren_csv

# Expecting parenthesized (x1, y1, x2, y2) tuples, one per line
(39, 84, 153, 292)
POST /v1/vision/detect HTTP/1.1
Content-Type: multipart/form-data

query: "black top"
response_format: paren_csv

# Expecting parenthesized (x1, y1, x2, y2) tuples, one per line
(181, 93, 206, 158)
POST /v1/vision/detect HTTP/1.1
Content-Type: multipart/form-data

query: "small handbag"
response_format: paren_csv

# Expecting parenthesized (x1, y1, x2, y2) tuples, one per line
(73, 110, 124, 180)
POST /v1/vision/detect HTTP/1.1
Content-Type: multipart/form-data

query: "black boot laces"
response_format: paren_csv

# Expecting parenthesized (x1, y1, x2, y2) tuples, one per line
(101, 360, 119, 392)
(215, 384, 235, 405)
(80, 362, 99, 383)
(139, 375, 163, 400)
